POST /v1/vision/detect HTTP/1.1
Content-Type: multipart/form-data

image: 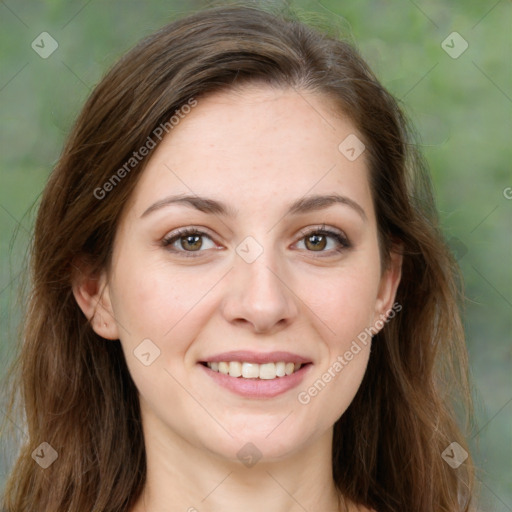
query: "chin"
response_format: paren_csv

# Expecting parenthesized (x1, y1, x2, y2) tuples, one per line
(198, 422, 317, 465)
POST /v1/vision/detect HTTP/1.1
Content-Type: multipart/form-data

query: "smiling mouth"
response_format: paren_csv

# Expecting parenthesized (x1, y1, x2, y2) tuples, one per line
(201, 361, 308, 380)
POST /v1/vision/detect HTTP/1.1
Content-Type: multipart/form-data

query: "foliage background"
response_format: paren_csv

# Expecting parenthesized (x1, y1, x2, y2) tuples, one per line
(0, 0, 510, 509)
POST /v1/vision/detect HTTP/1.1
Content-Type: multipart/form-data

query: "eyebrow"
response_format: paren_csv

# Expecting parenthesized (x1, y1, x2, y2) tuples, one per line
(140, 193, 367, 221)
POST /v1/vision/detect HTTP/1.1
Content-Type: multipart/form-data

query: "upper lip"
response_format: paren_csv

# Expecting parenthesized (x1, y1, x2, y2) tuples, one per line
(200, 350, 312, 365)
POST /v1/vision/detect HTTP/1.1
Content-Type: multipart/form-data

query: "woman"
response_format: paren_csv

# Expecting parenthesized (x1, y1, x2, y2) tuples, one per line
(1, 4, 475, 511)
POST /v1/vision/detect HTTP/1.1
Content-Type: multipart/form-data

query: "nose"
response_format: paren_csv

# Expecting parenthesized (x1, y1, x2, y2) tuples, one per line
(220, 248, 299, 335)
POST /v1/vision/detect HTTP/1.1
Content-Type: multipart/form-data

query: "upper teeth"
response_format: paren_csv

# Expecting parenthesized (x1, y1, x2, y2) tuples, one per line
(206, 361, 302, 380)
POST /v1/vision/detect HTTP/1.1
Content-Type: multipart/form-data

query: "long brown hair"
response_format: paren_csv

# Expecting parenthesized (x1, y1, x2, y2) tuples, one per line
(2, 4, 475, 511)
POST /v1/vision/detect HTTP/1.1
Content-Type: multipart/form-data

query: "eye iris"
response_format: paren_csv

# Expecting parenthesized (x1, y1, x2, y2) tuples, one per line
(305, 233, 327, 251)
(181, 234, 202, 251)
(170, 230, 339, 253)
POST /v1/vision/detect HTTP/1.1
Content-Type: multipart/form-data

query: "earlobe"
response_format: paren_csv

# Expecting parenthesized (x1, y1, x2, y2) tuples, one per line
(71, 260, 120, 340)
(373, 249, 403, 328)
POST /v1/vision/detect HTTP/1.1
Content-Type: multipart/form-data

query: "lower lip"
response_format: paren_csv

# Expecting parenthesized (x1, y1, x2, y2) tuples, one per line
(198, 363, 312, 399)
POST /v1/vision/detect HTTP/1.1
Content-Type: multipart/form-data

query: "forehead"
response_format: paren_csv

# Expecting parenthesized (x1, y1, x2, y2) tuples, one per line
(122, 85, 374, 222)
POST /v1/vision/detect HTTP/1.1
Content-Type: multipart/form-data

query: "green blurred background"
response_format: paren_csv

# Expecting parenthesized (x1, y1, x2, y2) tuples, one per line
(0, 0, 510, 509)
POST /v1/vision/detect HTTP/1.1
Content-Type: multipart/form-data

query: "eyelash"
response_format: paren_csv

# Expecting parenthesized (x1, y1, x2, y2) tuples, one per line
(161, 225, 351, 259)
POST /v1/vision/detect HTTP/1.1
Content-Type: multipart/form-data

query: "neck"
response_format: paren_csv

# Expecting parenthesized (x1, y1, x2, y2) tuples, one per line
(131, 409, 347, 512)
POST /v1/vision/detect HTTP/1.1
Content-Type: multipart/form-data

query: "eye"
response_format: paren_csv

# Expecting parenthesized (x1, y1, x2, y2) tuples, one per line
(295, 225, 351, 256)
(162, 225, 351, 258)
(162, 227, 217, 257)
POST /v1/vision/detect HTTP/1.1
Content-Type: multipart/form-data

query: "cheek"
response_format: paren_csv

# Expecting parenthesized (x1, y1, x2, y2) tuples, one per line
(298, 344, 371, 433)
(112, 260, 207, 340)
(303, 262, 382, 343)
(293, 261, 379, 421)
(110, 259, 228, 383)
(295, 273, 376, 428)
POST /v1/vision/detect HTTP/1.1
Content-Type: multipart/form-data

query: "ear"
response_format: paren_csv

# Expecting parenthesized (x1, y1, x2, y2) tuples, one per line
(372, 248, 403, 328)
(71, 259, 120, 340)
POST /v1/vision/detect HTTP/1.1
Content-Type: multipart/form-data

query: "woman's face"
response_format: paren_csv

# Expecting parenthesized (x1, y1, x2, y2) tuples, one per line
(83, 85, 401, 462)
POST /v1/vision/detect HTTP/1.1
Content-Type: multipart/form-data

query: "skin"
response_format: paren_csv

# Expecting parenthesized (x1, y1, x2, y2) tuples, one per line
(73, 84, 402, 512)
